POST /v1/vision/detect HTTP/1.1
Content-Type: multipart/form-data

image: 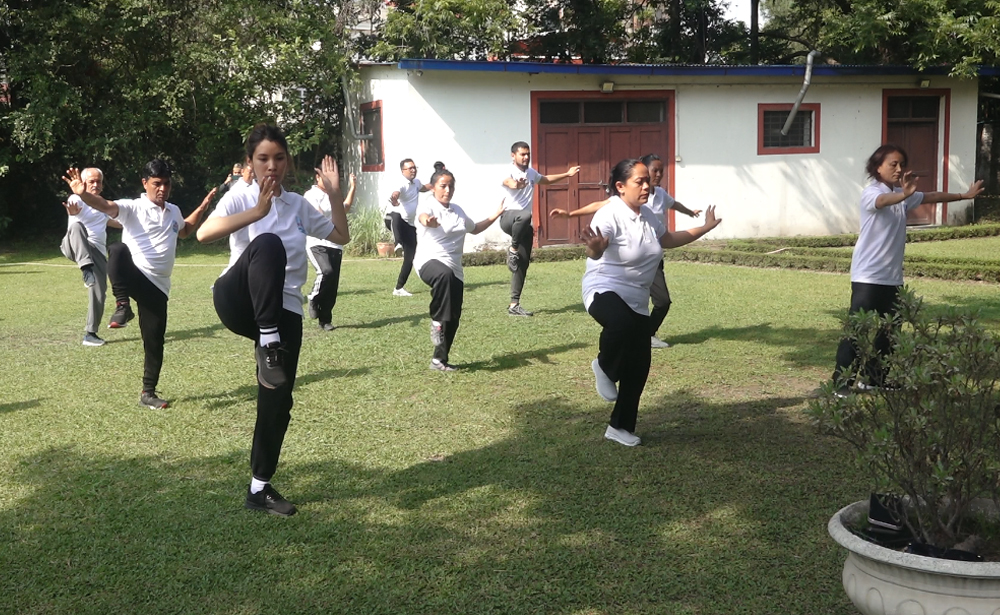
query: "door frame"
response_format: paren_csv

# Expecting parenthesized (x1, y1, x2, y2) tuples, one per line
(529, 89, 676, 235)
(881, 89, 951, 224)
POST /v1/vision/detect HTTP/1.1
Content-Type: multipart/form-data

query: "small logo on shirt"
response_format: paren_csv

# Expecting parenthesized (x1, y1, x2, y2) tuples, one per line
(171, 220, 179, 233)
(296, 215, 305, 234)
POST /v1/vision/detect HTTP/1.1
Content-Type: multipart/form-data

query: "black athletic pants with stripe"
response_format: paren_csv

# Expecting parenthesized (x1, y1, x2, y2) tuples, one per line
(588, 291, 651, 433)
(833, 282, 900, 387)
(212, 234, 302, 482)
(500, 209, 533, 304)
(108, 242, 168, 394)
(386, 212, 417, 290)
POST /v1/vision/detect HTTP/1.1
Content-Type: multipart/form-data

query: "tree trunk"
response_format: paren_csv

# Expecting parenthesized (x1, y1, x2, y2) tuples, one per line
(750, 0, 759, 64)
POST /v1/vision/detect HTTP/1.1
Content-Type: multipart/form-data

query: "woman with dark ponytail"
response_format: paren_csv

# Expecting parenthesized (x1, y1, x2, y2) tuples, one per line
(581, 159, 721, 446)
(414, 164, 504, 370)
(198, 124, 350, 516)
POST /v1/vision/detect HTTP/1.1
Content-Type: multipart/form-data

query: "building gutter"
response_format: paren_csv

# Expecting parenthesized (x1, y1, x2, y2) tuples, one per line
(781, 50, 820, 136)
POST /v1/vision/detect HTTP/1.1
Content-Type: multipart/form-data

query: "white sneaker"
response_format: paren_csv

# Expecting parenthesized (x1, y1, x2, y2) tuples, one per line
(650, 336, 671, 349)
(604, 425, 641, 446)
(591, 359, 618, 401)
(392, 288, 413, 297)
(394, 243, 403, 255)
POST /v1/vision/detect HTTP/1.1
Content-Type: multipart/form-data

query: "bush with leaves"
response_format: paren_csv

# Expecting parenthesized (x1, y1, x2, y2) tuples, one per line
(808, 287, 1000, 549)
(345, 204, 391, 257)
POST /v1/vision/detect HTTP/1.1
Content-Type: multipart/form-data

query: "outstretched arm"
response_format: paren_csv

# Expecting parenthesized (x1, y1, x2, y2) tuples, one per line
(197, 177, 278, 243)
(671, 200, 701, 218)
(550, 198, 609, 219)
(179, 188, 217, 239)
(471, 201, 505, 235)
(539, 166, 581, 185)
(660, 205, 721, 248)
(920, 180, 984, 205)
(62, 168, 119, 218)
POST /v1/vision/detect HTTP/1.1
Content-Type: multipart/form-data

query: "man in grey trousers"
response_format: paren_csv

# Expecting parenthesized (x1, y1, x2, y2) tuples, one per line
(61, 167, 117, 346)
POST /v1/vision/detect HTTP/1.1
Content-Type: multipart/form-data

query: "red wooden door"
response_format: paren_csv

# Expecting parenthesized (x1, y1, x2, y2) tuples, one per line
(886, 96, 940, 225)
(532, 93, 673, 247)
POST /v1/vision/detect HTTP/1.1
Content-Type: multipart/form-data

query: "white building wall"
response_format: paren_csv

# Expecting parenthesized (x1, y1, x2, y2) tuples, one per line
(348, 66, 980, 249)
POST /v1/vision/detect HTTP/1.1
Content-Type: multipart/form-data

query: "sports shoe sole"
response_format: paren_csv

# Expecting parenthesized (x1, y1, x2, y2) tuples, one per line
(244, 500, 297, 517)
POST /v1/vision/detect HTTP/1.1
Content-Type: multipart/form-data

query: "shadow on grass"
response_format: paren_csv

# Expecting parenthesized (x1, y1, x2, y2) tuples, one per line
(336, 312, 425, 331)
(175, 367, 371, 410)
(533, 302, 586, 315)
(0, 398, 43, 414)
(165, 322, 226, 343)
(458, 342, 588, 372)
(669, 322, 836, 368)
(2, 398, 860, 614)
(463, 279, 508, 291)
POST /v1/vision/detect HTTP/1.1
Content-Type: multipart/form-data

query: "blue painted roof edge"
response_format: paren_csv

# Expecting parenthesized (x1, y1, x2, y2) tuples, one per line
(397, 59, 1000, 77)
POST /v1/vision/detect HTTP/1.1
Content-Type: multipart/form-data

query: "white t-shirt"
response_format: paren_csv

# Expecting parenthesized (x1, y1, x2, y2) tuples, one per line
(502, 164, 542, 212)
(66, 194, 110, 257)
(414, 200, 475, 281)
(850, 181, 924, 286)
(303, 185, 343, 251)
(581, 197, 667, 316)
(391, 177, 423, 225)
(213, 181, 260, 272)
(647, 186, 676, 219)
(208, 185, 335, 315)
(113, 195, 186, 296)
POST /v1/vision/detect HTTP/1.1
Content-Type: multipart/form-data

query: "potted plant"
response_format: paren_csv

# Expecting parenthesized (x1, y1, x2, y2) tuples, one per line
(808, 287, 1000, 614)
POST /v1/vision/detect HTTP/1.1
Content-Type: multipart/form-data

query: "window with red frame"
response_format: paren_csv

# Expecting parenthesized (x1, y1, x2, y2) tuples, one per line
(757, 103, 820, 155)
(360, 101, 384, 172)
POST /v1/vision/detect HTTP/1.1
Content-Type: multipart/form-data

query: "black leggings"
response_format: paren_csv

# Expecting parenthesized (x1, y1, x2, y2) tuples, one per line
(418, 259, 464, 364)
(107, 242, 169, 393)
(386, 212, 417, 290)
(649, 260, 672, 336)
(212, 234, 302, 482)
(833, 282, 900, 387)
(588, 291, 652, 433)
(307, 245, 343, 323)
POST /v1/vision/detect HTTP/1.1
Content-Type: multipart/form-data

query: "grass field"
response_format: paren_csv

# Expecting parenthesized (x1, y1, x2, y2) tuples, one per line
(3, 244, 999, 614)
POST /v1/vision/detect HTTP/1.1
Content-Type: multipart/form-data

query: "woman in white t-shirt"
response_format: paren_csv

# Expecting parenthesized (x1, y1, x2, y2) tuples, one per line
(197, 124, 350, 517)
(581, 159, 721, 446)
(414, 166, 503, 371)
(831, 144, 982, 394)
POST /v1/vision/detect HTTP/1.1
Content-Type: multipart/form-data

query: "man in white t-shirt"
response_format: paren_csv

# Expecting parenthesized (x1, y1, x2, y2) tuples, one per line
(501, 141, 580, 317)
(305, 172, 355, 329)
(386, 158, 431, 296)
(62, 160, 216, 410)
(60, 167, 120, 347)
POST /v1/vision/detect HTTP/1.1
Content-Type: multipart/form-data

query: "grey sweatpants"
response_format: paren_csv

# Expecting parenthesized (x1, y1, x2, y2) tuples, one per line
(60, 222, 108, 334)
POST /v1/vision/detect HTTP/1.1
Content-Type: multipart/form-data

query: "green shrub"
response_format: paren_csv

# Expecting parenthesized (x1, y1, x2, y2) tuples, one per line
(345, 205, 390, 257)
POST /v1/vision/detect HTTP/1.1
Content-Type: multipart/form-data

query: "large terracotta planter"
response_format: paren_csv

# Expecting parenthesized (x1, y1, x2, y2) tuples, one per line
(828, 500, 1000, 615)
(376, 241, 394, 257)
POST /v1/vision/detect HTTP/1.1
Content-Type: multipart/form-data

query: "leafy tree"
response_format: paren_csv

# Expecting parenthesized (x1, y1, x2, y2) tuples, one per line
(0, 0, 362, 237)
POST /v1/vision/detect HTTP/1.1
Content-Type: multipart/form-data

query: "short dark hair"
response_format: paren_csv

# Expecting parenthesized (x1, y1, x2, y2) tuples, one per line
(400, 158, 414, 169)
(511, 141, 529, 153)
(245, 124, 289, 160)
(865, 144, 908, 180)
(430, 167, 454, 189)
(639, 153, 662, 167)
(142, 159, 172, 180)
(608, 159, 643, 197)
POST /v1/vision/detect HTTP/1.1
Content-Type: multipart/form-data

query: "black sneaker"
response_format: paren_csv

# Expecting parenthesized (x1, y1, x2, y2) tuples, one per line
(507, 304, 534, 317)
(82, 332, 106, 347)
(308, 300, 318, 320)
(81, 266, 97, 288)
(255, 342, 287, 389)
(108, 302, 135, 329)
(139, 390, 168, 409)
(245, 484, 297, 517)
(319, 322, 335, 331)
(868, 492, 904, 531)
(430, 359, 457, 372)
(506, 249, 518, 272)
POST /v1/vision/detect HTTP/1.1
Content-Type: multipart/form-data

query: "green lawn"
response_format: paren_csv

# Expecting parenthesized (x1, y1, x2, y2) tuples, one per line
(904, 235, 1000, 260)
(3, 247, 999, 614)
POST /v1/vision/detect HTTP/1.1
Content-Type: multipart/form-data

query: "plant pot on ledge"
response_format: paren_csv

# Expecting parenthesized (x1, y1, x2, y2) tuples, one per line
(376, 241, 394, 257)
(829, 500, 1000, 615)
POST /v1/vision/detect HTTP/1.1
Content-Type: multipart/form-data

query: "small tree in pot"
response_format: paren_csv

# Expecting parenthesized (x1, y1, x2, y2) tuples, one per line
(809, 287, 1000, 553)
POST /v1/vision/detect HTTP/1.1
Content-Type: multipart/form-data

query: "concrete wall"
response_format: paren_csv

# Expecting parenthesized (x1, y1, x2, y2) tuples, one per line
(345, 66, 980, 249)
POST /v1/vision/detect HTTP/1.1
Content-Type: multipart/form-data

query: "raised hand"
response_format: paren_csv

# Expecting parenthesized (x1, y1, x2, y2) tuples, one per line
(703, 205, 722, 230)
(63, 199, 82, 216)
(348, 172, 356, 187)
(255, 176, 277, 218)
(197, 188, 218, 213)
(514, 178, 528, 190)
(963, 180, 985, 200)
(316, 155, 341, 195)
(581, 225, 609, 257)
(62, 168, 86, 195)
(567, 166, 581, 176)
(689, 209, 702, 218)
(549, 208, 569, 219)
(900, 170, 918, 197)
(424, 215, 440, 228)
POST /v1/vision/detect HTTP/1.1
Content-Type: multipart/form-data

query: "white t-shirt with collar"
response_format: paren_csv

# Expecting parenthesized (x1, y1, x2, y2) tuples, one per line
(582, 196, 667, 316)
(66, 194, 111, 257)
(647, 186, 676, 219)
(413, 199, 475, 281)
(113, 194, 186, 296)
(502, 164, 542, 213)
(208, 184, 335, 315)
(303, 185, 343, 251)
(391, 177, 423, 225)
(850, 181, 924, 287)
